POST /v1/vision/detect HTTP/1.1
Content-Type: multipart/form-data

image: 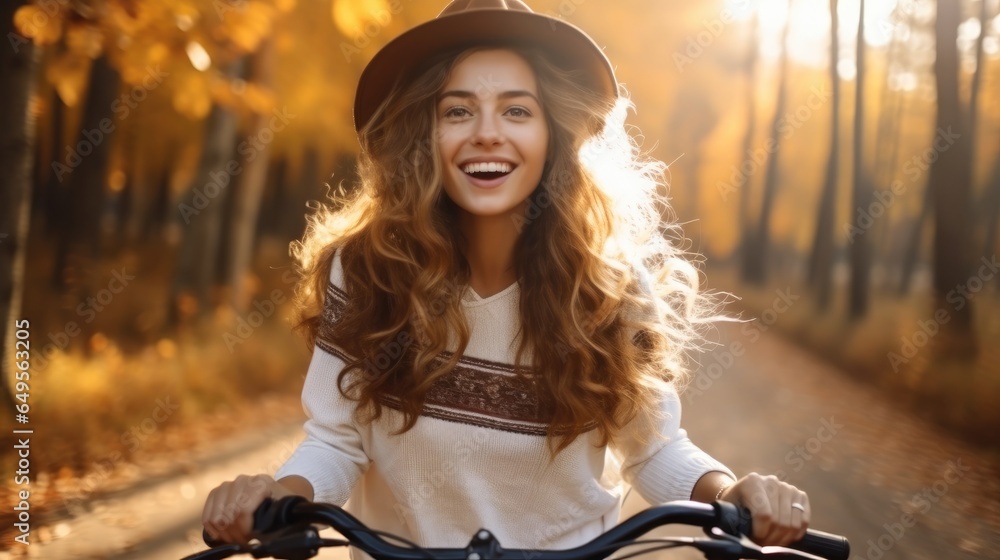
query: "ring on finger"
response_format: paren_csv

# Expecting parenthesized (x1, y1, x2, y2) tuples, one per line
(791, 503, 806, 512)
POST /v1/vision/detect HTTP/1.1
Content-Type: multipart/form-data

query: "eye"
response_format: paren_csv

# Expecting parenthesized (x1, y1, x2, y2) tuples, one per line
(505, 106, 531, 118)
(443, 106, 472, 119)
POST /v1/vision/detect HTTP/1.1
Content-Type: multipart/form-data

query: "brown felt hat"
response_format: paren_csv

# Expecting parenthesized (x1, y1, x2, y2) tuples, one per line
(353, 0, 618, 133)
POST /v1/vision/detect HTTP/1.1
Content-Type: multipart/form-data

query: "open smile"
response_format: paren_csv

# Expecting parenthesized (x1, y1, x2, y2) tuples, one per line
(460, 161, 517, 189)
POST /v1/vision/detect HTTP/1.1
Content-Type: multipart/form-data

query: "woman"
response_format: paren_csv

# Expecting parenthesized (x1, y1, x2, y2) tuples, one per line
(202, 0, 811, 552)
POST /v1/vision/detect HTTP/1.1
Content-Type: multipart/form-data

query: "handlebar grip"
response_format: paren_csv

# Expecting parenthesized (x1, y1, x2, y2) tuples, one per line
(253, 495, 310, 534)
(716, 501, 850, 560)
(201, 496, 309, 548)
(791, 528, 851, 560)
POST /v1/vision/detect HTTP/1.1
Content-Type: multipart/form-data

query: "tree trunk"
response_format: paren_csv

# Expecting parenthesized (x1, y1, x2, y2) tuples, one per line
(928, 0, 975, 351)
(39, 86, 64, 236)
(61, 56, 120, 268)
(980, 154, 1000, 267)
(143, 150, 175, 242)
(169, 63, 244, 323)
(807, 0, 840, 310)
(897, 185, 931, 296)
(736, 13, 759, 265)
(0, 0, 42, 413)
(743, 0, 793, 285)
(848, 0, 872, 319)
(227, 41, 275, 310)
(968, 0, 988, 155)
(870, 20, 905, 279)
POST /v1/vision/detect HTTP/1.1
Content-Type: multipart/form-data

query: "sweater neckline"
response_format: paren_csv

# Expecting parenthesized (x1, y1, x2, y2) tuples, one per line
(462, 281, 519, 307)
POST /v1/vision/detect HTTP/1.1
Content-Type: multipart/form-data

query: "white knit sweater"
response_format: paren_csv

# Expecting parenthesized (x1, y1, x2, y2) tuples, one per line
(274, 250, 735, 558)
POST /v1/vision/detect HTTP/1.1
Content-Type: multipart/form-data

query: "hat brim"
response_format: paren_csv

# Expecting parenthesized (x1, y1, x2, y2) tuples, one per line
(353, 10, 617, 132)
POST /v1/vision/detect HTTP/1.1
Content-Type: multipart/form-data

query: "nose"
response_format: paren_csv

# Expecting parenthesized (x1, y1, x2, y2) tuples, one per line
(471, 112, 503, 147)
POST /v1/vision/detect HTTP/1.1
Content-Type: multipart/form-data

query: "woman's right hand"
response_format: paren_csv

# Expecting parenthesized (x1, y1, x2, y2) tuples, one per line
(202, 474, 297, 545)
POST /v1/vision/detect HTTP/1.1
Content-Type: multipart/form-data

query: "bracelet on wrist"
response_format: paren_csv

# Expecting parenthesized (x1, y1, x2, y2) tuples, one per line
(715, 483, 732, 502)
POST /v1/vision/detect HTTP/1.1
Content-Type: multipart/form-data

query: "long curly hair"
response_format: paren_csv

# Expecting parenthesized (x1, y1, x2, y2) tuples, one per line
(290, 45, 719, 455)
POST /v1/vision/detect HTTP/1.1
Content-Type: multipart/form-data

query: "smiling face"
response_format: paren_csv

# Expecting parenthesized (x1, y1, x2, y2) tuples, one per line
(436, 49, 549, 218)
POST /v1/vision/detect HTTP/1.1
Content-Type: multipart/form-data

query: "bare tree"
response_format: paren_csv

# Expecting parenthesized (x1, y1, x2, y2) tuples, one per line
(742, 0, 793, 285)
(981, 154, 1000, 267)
(170, 62, 244, 323)
(807, 0, 841, 310)
(928, 0, 976, 349)
(53, 55, 120, 288)
(736, 13, 760, 263)
(847, 0, 872, 319)
(0, 0, 42, 412)
(227, 40, 275, 310)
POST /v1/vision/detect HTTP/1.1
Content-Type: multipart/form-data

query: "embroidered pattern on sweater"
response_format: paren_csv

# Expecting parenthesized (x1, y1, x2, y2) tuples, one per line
(317, 281, 554, 436)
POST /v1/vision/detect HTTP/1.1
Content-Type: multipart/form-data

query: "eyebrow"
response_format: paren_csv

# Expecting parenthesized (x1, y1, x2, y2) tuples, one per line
(437, 89, 541, 105)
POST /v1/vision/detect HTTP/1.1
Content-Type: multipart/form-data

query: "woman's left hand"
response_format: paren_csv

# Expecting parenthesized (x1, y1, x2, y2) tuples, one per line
(718, 472, 810, 547)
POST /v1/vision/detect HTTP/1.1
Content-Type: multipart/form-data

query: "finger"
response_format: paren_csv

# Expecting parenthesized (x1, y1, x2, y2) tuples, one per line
(215, 484, 252, 545)
(202, 488, 221, 541)
(762, 483, 788, 545)
(232, 483, 265, 543)
(767, 486, 791, 546)
(205, 483, 238, 544)
(749, 487, 774, 543)
(794, 491, 811, 541)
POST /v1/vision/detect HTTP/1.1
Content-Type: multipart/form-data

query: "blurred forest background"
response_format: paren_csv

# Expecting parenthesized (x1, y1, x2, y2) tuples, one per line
(0, 0, 998, 525)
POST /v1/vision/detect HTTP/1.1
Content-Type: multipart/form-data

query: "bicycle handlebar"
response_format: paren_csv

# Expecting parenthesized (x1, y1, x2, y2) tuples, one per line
(191, 497, 850, 560)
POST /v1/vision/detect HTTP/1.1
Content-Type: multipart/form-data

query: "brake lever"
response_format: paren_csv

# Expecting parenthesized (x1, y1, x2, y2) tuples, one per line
(249, 526, 325, 560)
(757, 546, 828, 560)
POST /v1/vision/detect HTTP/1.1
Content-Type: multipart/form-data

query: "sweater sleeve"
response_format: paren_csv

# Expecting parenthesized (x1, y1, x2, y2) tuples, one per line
(274, 249, 371, 505)
(609, 383, 735, 504)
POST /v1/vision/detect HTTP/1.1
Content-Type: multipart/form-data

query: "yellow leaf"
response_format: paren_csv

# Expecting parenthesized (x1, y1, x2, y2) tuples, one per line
(173, 72, 212, 119)
(333, 0, 390, 40)
(14, 5, 63, 46)
(66, 24, 103, 59)
(221, 1, 274, 52)
(242, 83, 276, 114)
(274, 0, 296, 13)
(46, 53, 90, 107)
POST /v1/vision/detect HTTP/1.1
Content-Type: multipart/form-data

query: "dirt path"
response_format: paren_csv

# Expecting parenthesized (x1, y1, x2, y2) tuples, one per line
(5, 323, 997, 559)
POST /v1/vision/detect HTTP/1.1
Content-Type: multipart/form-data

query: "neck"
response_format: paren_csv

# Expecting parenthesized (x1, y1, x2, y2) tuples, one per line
(458, 208, 522, 298)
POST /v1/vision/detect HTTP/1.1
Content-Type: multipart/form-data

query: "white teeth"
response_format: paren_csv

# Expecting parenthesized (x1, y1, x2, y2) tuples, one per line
(462, 162, 512, 174)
